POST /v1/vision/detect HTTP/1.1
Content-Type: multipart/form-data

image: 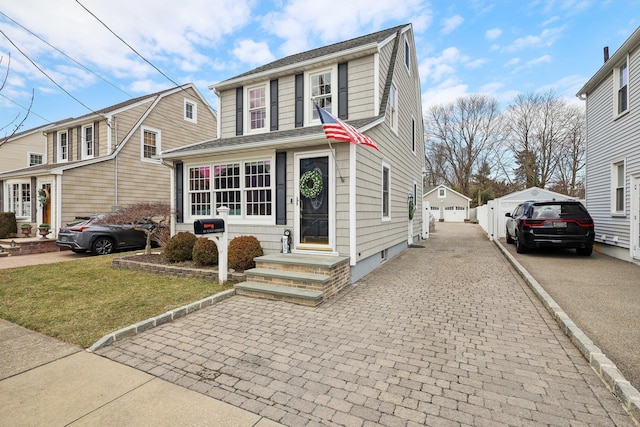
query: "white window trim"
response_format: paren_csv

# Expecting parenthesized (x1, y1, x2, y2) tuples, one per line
(184, 98, 198, 123)
(404, 36, 411, 74)
(28, 152, 44, 166)
(244, 83, 269, 134)
(382, 161, 391, 221)
(611, 159, 626, 216)
(140, 126, 161, 163)
(81, 124, 95, 160)
(7, 180, 31, 219)
(57, 131, 68, 163)
(185, 154, 276, 225)
(305, 65, 338, 126)
(438, 187, 446, 198)
(390, 82, 399, 134)
(411, 115, 416, 154)
(614, 55, 630, 118)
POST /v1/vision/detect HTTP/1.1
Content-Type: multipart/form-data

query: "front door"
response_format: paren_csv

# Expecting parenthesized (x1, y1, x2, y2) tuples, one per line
(294, 151, 334, 251)
(40, 183, 51, 225)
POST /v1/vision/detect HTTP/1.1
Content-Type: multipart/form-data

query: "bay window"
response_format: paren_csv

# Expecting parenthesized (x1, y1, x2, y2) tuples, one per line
(8, 182, 31, 218)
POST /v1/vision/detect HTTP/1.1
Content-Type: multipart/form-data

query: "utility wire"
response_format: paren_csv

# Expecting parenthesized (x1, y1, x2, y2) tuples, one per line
(0, 28, 107, 119)
(0, 11, 132, 98)
(76, 0, 183, 89)
(0, 91, 51, 122)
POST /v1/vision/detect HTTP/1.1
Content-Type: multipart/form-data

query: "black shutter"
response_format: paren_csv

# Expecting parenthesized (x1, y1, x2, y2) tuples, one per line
(52, 131, 57, 162)
(30, 177, 36, 221)
(295, 73, 304, 128)
(94, 121, 99, 156)
(0, 180, 4, 211)
(270, 79, 279, 131)
(276, 152, 287, 225)
(175, 162, 184, 223)
(236, 88, 243, 136)
(68, 128, 74, 161)
(338, 62, 348, 119)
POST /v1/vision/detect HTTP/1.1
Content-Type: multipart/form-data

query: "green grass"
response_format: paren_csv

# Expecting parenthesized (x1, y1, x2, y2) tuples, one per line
(0, 252, 232, 348)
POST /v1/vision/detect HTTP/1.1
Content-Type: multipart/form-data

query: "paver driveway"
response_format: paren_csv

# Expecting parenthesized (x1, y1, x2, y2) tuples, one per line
(97, 223, 634, 426)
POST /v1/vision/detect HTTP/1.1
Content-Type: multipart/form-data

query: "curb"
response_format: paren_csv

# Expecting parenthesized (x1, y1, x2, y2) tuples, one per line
(495, 240, 640, 424)
(87, 289, 236, 352)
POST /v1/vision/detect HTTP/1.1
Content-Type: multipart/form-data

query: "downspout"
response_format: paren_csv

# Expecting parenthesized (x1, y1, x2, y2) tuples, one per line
(161, 159, 176, 236)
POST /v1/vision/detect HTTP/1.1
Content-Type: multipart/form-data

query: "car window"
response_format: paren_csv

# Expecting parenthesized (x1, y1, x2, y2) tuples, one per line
(532, 204, 588, 219)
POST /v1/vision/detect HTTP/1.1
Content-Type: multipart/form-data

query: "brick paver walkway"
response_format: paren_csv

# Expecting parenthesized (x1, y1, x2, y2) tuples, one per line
(97, 223, 634, 426)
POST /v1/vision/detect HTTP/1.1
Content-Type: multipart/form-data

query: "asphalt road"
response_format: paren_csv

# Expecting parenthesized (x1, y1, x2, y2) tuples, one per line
(500, 238, 640, 392)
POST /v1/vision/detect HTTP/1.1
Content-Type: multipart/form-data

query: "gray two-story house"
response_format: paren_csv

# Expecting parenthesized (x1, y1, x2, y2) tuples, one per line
(577, 26, 640, 265)
(161, 24, 425, 282)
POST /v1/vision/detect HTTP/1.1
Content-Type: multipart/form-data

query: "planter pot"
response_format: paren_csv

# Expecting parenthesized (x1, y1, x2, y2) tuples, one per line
(20, 227, 32, 238)
(38, 228, 50, 239)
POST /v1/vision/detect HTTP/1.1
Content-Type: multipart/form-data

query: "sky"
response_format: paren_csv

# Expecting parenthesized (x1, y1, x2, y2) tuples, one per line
(0, 0, 639, 135)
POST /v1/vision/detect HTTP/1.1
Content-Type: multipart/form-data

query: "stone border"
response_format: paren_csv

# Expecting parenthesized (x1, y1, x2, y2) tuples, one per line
(494, 240, 640, 424)
(87, 289, 235, 352)
(112, 256, 246, 283)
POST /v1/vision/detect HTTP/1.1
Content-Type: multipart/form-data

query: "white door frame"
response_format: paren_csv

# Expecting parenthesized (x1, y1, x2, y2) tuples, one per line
(632, 175, 640, 260)
(293, 149, 336, 254)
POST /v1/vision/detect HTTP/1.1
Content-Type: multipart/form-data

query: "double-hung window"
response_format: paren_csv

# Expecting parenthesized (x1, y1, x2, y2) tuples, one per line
(404, 37, 411, 72)
(141, 127, 161, 162)
(616, 59, 629, 115)
(58, 131, 68, 163)
(612, 160, 625, 214)
(184, 99, 197, 123)
(310, 70, 332, 120)
(82, 124, 94, 159)
(8, 182, 30, 218)
(248, 85, 267, 131)
(188, 158, 273, 220)
(382, 162, 390, 220)
(29, 153, 43, 166)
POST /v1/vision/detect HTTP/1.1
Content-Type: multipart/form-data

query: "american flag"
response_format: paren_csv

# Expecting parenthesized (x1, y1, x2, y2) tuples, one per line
(315, 105, 380, 151)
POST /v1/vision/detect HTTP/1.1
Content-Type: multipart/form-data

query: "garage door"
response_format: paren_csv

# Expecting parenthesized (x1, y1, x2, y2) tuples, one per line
(443, 206, 466, 222)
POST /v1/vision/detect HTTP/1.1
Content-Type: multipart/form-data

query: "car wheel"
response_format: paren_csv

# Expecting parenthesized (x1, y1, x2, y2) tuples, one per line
(505, 228, 514, 244)
(92, 237, 114, 255)
(576, 246, 593, 256)
(515, 233, 528, 254)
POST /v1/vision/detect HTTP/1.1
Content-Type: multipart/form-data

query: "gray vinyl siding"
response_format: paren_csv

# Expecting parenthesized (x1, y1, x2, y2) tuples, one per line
(585, 47, 640, 249)
(279, 76, 296, 131)
(219, 89, 237, 139)
(348, 56, 376, 119)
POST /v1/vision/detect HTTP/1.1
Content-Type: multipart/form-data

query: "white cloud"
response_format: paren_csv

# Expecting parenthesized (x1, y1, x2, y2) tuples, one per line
(260, 0, 430, 56)
(232, 40, 276, 66)
(505, 26, 565, 52)
(485, 28, 502, 40)
(422, 79, 468, 110)
(505, 58, 521, 67)
(526, 54, 552, 67)
(441, 15, 464, 35)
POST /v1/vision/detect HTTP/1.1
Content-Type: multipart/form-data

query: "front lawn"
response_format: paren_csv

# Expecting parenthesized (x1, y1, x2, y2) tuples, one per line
(0, 252, 232, 348)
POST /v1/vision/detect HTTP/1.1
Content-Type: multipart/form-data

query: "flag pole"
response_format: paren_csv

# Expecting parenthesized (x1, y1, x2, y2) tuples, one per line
(314, 101, 345, 183)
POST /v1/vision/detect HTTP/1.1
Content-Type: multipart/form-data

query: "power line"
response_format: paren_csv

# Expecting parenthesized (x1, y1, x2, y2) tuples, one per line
(0, 11, 131, 99)
(75, 0, 183, 89)
(0, 91, 51, 122)
(0, 28, 108, 120)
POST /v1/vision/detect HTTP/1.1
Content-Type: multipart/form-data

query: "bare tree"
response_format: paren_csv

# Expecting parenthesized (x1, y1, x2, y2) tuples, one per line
(97, 202, 171, 255)
(0, 55, 33, 143)
(550, 105, 586, 197)
(504, 91, 578, 190)
(424, 94, 504, 195)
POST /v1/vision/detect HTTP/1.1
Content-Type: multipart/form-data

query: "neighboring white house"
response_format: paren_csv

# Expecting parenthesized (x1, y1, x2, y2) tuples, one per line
(423, 184, 471, 223)
(477, 187, 578, 240)
(576, 26, 640, 265)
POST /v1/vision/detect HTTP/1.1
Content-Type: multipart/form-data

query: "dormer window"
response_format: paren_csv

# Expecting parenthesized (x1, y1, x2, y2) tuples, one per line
(82, 124, 94, 159)
(310, 69, 333, 121)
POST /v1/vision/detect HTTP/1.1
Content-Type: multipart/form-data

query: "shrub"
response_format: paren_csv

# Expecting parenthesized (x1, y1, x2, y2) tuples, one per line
(164, 232, 197, 263)
(228, 235, 263, 271)
(192, 237, 218, 266)
(0, 212, 18, 238)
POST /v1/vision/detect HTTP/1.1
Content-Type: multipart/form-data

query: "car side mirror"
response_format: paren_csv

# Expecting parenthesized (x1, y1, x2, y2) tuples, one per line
(505, 213, 512, 218)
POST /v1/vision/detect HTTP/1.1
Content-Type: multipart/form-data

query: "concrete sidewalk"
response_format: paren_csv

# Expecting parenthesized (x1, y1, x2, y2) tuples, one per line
(0, 320, 281, 426)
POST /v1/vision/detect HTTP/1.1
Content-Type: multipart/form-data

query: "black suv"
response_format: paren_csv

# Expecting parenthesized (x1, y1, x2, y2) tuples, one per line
(505, 200, 595, 256)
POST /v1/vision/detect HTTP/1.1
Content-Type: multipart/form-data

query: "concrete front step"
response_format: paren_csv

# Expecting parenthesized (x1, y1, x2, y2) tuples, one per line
(234, 281, 324, 306)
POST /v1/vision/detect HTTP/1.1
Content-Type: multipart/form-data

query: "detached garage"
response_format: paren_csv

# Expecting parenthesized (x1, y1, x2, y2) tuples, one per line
(423, 185, 471, 222)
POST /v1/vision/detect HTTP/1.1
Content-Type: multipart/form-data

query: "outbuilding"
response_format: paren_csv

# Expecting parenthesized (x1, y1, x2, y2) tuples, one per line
(423, 185, 471, 223)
